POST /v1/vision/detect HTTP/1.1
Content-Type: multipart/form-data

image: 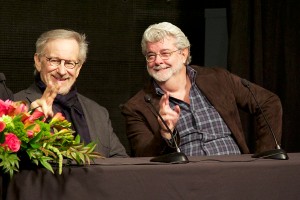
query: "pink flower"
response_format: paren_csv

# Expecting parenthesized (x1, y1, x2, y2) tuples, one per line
(0, 99, 9, 116)
(1, 133, 21, 152)
(1, 100, 28, 117)
(10, 101, 28, 115)
(26, 130, 34, 138)
(24, 123, 41, 137)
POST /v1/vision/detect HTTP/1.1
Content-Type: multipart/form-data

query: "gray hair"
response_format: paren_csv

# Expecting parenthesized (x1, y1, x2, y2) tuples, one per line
(35, 29, 88, 64)
(141, 22, 191, 65)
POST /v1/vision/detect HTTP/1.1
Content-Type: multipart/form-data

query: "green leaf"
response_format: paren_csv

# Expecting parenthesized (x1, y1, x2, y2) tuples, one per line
(39, 156, 54, 174)
(0, 151, 20, 178)
(29, 131, 43, 144)
(30, 143, 42, 149)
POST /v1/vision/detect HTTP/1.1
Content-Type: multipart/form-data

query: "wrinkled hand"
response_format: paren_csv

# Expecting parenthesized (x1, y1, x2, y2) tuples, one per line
(158, 93, 180, 140)
(30, 82, 60, 118)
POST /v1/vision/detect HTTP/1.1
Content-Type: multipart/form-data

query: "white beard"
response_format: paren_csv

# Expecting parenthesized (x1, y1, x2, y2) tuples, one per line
(147, 63, 183, 82)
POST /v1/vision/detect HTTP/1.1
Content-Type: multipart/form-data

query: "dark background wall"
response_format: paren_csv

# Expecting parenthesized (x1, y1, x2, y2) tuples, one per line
(1, 0, 299, 155)
(1, 0, 227, 154)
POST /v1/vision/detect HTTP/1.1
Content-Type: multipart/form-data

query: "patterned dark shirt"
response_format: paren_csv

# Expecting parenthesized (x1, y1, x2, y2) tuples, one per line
(155, 66, 241, 156)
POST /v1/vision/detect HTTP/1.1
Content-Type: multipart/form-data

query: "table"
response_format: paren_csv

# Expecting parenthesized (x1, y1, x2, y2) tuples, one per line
(1, 153, 300, 200)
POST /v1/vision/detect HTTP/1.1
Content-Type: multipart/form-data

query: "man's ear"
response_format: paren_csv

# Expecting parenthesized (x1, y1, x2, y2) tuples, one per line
(181, 48, 189, 63)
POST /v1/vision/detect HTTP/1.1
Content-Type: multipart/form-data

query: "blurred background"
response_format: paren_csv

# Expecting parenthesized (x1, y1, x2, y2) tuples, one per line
(1, 0, 299, 155)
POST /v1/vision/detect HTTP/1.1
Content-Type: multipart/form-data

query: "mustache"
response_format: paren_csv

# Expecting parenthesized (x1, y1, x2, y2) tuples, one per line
(152, 65, 168, 70)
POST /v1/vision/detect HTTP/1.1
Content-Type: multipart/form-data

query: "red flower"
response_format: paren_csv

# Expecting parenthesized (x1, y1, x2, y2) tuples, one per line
(6, 101, 22, 115)
(0, 100, 29, 117)
(50, 112, 65, 124)
(1, 133, 21, 152)
(0, 121, 5, 132)
(24, 123, 41, 137)
(26, 130, 34, 138)
(23, 109, 46, 124)
(9, 101, 28, 115)
(0, 99, 9, 116)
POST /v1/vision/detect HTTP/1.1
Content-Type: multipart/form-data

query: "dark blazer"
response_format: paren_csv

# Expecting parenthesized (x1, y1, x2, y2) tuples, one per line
(121, 65, 283, 157)
(14, 83, 128, 158)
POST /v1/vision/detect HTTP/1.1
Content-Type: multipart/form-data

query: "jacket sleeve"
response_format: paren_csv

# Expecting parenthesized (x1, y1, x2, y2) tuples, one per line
(78, 94, 128, 158)
(232, 73, 283, 153)
(121, 94, 175, 157)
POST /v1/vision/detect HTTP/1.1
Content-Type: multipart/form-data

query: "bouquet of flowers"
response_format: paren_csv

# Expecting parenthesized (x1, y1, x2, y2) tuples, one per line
(0, 99, 103, 178)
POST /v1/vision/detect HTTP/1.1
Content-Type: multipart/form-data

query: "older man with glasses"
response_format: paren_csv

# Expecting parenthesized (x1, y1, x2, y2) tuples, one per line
(14, 29, 128, 158)
(121, 22, 283, 158)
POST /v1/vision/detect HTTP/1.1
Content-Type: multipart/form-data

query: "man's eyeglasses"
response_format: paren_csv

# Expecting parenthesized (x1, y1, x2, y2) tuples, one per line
(145, 49, 181, 63)
(44, 56, 79, 69)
